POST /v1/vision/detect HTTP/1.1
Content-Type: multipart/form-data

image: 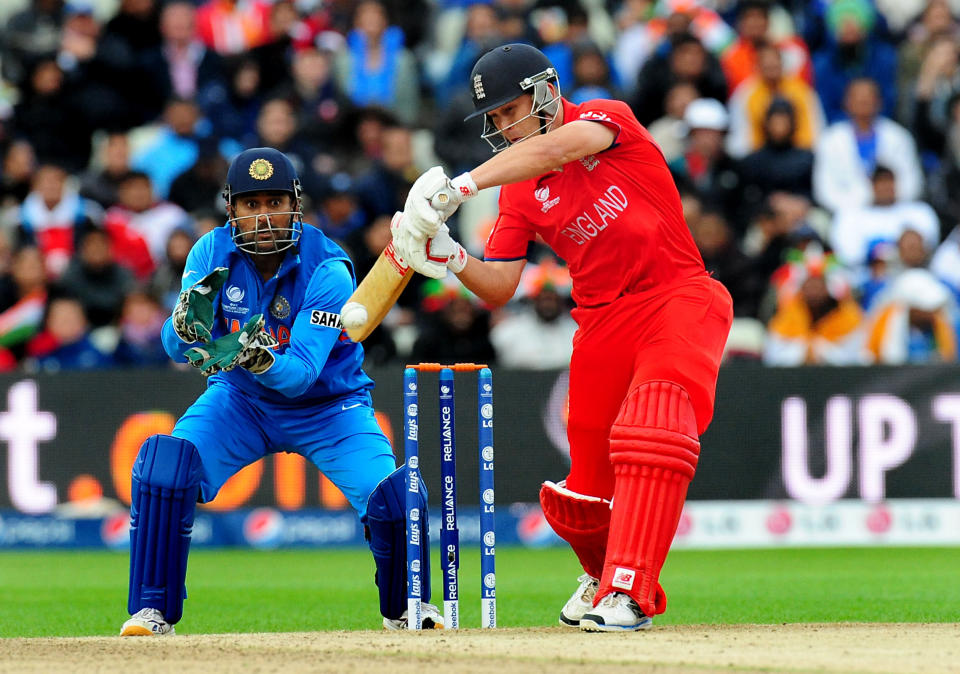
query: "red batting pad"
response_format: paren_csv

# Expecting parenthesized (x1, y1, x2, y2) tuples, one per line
(539, 480, 611, 578)
(597, 381, 700, 616)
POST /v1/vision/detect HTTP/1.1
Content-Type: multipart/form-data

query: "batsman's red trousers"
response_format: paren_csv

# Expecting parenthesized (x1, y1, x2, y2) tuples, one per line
(564, 274, 733, 499)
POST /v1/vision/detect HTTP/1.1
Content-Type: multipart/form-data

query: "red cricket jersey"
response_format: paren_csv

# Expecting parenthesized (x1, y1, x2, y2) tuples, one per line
(485, 98, 706, 308)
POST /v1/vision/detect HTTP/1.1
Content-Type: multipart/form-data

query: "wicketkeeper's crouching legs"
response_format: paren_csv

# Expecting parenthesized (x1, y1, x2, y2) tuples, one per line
(363, 465, 442, 629)
(126, 435, 203, 632)
(596, 381, 700, 617)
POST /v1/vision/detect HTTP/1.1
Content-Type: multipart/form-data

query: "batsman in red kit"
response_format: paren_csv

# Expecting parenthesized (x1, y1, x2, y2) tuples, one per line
(391, 43, 733, 631)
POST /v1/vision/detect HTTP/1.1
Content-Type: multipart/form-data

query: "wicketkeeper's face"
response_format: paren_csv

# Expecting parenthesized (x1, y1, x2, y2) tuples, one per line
(231, 191, 296, 253)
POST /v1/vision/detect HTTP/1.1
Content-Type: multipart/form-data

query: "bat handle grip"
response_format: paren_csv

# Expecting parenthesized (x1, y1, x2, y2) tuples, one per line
(429, 187, 458, 220)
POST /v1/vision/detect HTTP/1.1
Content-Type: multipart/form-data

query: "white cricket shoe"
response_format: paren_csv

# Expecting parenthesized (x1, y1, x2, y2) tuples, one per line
(382, 602, 445, 630)
(559, 573, 599, 627)
(120, 608, 175, 636)
(579, 592, 653, 632)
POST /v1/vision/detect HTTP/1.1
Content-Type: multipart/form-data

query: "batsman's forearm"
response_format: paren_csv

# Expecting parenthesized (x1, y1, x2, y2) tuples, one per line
(469, 121, 614, 190)
(455, 256, 522, 308)
(470, 136, 570, 190)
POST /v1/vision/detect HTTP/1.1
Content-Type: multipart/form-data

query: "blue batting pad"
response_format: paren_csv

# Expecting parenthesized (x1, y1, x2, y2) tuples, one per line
(127, 434, 203, 625)
(363, 465, 430, 619)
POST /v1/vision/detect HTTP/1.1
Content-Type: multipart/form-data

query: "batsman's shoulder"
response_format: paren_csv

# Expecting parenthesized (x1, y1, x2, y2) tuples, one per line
(575, 97, 632, 118)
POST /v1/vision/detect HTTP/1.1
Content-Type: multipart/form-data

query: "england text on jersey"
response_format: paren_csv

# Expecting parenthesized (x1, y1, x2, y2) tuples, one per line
(560, 185, 628, 245)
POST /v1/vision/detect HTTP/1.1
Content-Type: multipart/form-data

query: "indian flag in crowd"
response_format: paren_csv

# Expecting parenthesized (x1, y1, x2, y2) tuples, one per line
(0, 291, 46, 347)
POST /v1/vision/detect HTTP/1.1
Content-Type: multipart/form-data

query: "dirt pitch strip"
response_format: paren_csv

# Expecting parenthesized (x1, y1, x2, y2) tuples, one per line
(4, 623, 958, 673)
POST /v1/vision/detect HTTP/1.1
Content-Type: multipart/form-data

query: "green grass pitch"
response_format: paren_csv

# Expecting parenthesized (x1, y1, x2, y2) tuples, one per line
(2, 546, 959, 637)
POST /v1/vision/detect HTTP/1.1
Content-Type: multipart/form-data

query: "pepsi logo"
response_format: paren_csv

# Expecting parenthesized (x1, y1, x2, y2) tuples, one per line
(766, 507, 792, 535)
(100, 513, 131, 548)
(517, 510, 558, 547)
(243, 508, 284, 548)
(866, 505, 892, 534)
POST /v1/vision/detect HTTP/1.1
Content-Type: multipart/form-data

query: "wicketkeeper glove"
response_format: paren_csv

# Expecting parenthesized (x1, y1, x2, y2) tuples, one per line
(236, 331, 277, 374)
(184, 314, 278, 376)
(172, 267, 229, 343)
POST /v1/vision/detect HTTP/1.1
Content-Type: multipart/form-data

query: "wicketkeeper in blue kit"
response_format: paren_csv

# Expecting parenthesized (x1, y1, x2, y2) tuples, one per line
(120, 147, 441, 635)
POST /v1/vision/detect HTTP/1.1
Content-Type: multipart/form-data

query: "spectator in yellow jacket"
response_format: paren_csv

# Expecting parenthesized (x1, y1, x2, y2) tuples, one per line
(727, 43, 825, 158)
(764, 250, 867, 365)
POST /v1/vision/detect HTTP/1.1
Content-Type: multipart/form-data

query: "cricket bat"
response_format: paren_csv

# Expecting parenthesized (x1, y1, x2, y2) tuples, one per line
(341, 188, 456, 342)
(341, 242, 413, 342)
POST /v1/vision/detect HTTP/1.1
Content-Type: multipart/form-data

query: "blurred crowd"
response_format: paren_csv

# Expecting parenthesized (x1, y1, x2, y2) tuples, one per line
(2, 0, 960, 371)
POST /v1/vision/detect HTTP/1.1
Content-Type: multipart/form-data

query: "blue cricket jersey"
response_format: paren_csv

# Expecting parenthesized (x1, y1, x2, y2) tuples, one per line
(162, 223, 373, 404)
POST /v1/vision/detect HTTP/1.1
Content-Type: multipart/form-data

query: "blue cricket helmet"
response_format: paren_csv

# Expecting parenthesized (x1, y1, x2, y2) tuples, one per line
(223, 147, 302, 203)
(223, 147, 303, 255)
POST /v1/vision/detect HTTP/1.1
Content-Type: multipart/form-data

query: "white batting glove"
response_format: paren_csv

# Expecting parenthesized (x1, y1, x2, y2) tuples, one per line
(404, 167, 447, 238)
(389, 211, 420, 261)
(405, 167, 479, 235)
(390, 212, 448, 279)
(432, 171, 479, 220)
(448, 172, 479, 206)
(426, 226, 468, 274)
(394, 202, 439, 247)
